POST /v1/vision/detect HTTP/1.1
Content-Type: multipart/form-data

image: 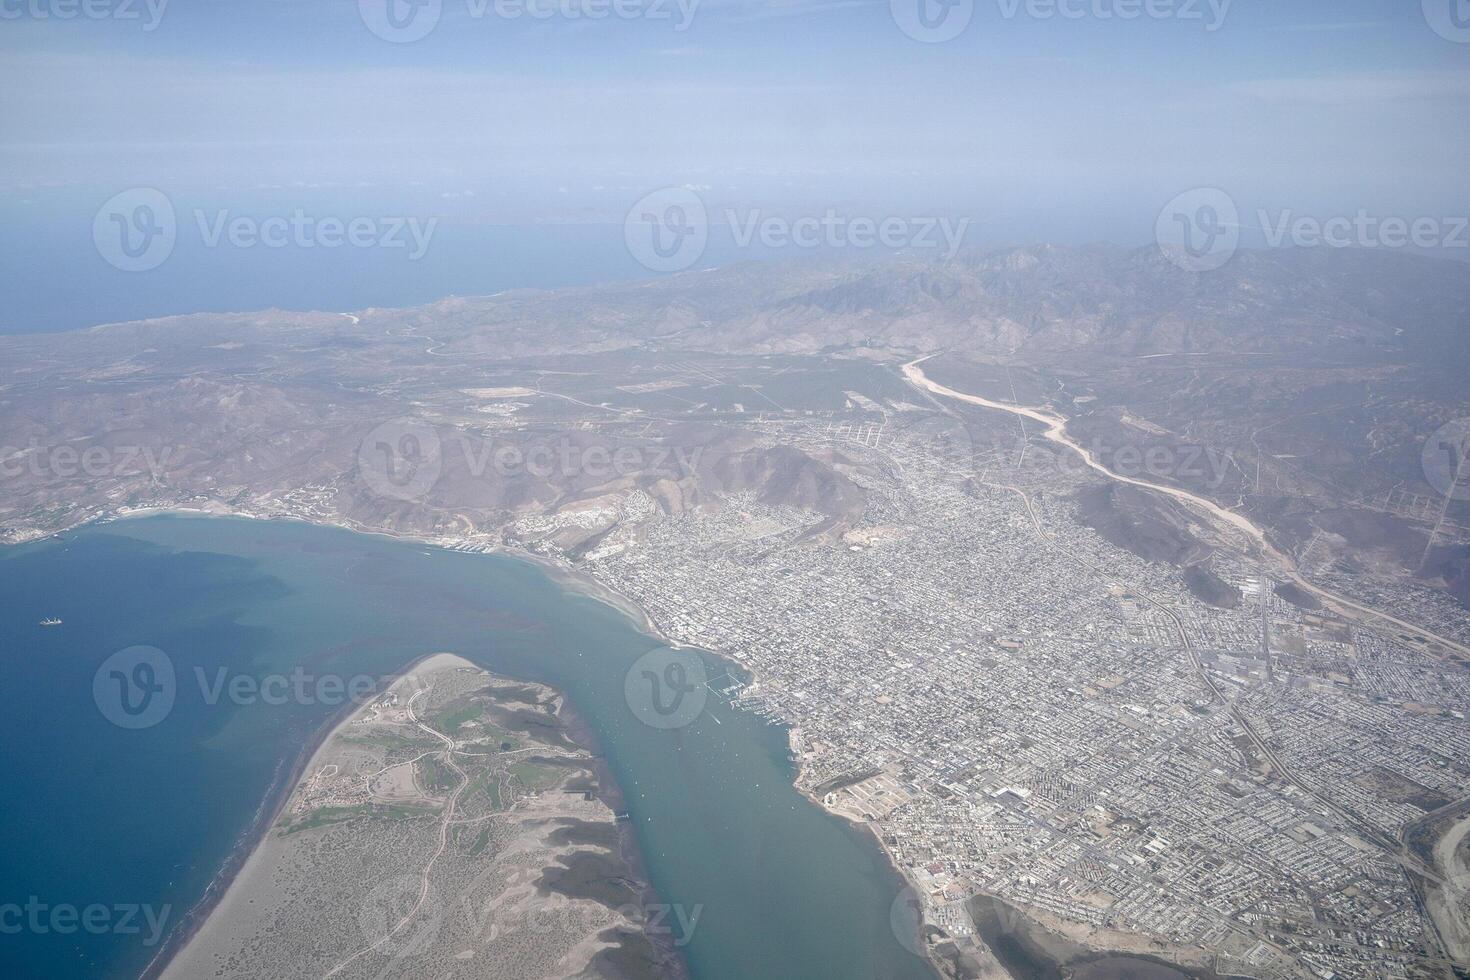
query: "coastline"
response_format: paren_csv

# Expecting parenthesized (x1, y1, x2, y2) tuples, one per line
(152, 650, 690, 980)
(78, 507, 682, 650)
(139, 650, 446, 980)
(23, 505, 942, 980)
(102, 507, 700, 980)
(555, 694, 694, 980)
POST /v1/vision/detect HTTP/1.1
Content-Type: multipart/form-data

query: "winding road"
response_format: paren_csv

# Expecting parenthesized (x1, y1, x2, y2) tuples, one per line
(906, 354, 1468, 968)
(903, 355, 1470, 663)
(322, 686, 467, 979)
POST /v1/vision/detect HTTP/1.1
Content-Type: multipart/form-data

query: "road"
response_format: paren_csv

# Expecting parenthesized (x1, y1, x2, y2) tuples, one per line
(906, 354, 1466, 971)
(903, 355, 1470, 663)
(322, 686, 468, 979)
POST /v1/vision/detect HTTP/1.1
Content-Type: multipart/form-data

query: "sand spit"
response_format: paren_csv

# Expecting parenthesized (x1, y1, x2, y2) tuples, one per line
(162, 654, 679, 980)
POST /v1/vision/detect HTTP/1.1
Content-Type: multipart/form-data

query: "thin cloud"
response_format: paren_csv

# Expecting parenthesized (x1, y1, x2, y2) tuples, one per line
(1226, 71, 1470, 106)
(1264, 20, 1390, 34)
(715, 0, 881, 23)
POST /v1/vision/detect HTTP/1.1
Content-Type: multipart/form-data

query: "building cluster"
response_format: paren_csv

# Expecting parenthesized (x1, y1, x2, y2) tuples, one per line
(576, 411, 1470, 980)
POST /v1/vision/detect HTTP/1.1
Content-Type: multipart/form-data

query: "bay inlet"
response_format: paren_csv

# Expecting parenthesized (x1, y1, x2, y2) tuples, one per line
(0, 515, 937, 979)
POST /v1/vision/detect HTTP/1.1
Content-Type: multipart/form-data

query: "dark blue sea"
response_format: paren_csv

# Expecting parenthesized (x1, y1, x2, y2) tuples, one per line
(0, 515, 934, 980)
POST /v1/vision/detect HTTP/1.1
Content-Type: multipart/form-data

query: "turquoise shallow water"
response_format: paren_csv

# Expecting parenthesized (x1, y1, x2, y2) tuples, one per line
(0, 515, 936, 980)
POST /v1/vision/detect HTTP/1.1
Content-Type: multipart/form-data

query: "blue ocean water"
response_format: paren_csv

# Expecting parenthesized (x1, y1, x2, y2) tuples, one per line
(0, 193, 789, 336)
(0, 516, 935, 980)
(0, 198, 653, 335)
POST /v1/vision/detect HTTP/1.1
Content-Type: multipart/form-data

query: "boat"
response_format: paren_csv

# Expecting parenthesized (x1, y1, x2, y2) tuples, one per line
(39, 618, 62, 627)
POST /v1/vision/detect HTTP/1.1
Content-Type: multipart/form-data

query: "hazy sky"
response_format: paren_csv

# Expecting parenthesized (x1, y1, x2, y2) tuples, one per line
(3, 0, 1468, 239)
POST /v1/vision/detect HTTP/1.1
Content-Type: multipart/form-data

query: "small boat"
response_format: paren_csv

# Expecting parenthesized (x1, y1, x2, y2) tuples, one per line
(39, 618, 62, 627)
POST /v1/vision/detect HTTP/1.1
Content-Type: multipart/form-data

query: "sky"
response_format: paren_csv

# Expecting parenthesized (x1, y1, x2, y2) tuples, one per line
(0, 0, 1468, 329)
(4, 1, 1468, 209)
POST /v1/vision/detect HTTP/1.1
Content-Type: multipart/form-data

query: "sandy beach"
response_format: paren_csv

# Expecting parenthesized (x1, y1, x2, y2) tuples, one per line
(70, 508, 939, 979)
(159, 652, 678, 980)
(148, 651, 449, 980)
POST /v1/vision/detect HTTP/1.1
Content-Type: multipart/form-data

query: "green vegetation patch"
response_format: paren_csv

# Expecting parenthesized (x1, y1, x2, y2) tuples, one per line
(419, 756, 463, 793)
(458, 765, 511, 811)
(281, 802, 436, 835)
(467, 722, 520, 751)
(511, 762, 563, 792)
(434, 701, 486, 734)
(340, 732, 427, 751)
